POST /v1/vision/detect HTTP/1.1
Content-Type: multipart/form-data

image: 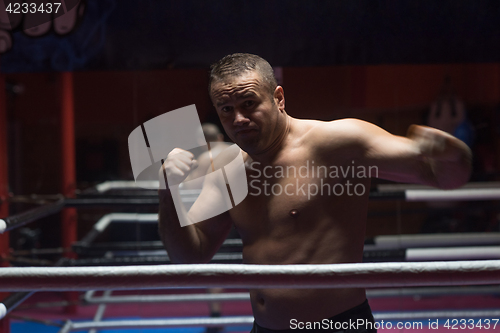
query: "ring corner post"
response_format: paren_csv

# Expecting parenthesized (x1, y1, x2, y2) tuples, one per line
(59, 71, 78, 315)
(0, 64, 11, 333)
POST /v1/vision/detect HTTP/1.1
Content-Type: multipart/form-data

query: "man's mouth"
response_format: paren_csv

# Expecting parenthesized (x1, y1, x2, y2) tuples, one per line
(236, 128, 258, 135)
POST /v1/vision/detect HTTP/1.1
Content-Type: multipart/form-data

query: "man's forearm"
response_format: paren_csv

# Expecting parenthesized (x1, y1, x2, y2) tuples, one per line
(158, 188, 203, 263)
(407, 125, 472, 189)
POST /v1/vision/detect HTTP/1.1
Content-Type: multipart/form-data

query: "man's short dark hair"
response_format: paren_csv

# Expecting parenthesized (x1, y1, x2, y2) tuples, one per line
(209, 53, 278, 98)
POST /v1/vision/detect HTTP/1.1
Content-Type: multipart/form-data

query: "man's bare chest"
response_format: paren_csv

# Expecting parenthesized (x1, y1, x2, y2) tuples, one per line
(229, 153, 372, 235)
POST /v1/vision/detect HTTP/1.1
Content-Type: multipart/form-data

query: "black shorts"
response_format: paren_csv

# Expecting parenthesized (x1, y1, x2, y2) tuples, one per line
(250, 299, 376, 333)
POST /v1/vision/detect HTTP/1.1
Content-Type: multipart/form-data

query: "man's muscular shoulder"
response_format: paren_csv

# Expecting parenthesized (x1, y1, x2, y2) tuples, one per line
(302, 118, 369, 159)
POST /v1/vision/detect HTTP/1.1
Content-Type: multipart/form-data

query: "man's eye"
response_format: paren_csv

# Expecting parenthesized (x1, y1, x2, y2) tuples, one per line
(244, 100, 254, 107)
(221, 106, 232, 113)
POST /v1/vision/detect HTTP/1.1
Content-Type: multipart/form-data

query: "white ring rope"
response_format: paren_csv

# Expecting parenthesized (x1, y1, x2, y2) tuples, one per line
(405, 246, 500, 261)
(96, 181, 159, 193)
(95, 181, 500, 201)
(405, 188, 500, 201)
(0, 261, 499, 292)
(58, 310, 500, 333)
(93, 213, 158, 233)
(0, 220, 6, 234)
(377, 181, 500, 192)
(82, 285, 500, 305)
(0, 304, 6, 321)
(84, 291, 251, 304)
(369, 232, 500, 249)
(61, 316, 255, 333)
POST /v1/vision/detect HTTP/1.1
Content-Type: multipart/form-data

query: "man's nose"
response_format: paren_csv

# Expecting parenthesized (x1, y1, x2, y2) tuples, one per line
(233, 110, 249, 126)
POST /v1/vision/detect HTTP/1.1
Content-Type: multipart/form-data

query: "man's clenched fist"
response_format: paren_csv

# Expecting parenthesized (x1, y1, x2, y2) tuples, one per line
(159, 148, 198, 188)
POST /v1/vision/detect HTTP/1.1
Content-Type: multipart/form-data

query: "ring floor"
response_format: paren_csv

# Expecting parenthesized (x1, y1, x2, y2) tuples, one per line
(8, 288, 500, 333)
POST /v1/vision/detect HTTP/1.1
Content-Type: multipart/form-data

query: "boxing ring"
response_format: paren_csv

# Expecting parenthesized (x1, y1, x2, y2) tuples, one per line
(1, 260, 499, 291)
(0, 182, 499, 332)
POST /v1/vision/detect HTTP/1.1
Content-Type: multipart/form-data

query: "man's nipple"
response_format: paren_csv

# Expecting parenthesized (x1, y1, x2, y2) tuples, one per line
(289, 209, 299, 218)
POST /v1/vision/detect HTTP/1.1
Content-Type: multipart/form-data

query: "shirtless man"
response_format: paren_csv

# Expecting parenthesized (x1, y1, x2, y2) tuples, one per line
(158, 53, 472, 332)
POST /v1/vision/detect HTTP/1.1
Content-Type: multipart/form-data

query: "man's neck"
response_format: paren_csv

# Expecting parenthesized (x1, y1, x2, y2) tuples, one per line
(251, 113, 291, 163)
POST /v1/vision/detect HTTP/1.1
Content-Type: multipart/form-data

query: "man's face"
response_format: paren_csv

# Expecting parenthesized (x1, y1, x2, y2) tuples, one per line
(210, 71, 283, 155)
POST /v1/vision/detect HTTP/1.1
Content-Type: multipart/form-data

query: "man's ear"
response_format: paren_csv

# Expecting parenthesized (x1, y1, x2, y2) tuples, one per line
(274, 86, 285, 111)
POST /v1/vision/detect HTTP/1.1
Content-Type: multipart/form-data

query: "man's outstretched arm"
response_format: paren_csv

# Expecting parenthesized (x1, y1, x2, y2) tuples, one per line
(319, 119, 472, 189)
(358, 120, 472, 189)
